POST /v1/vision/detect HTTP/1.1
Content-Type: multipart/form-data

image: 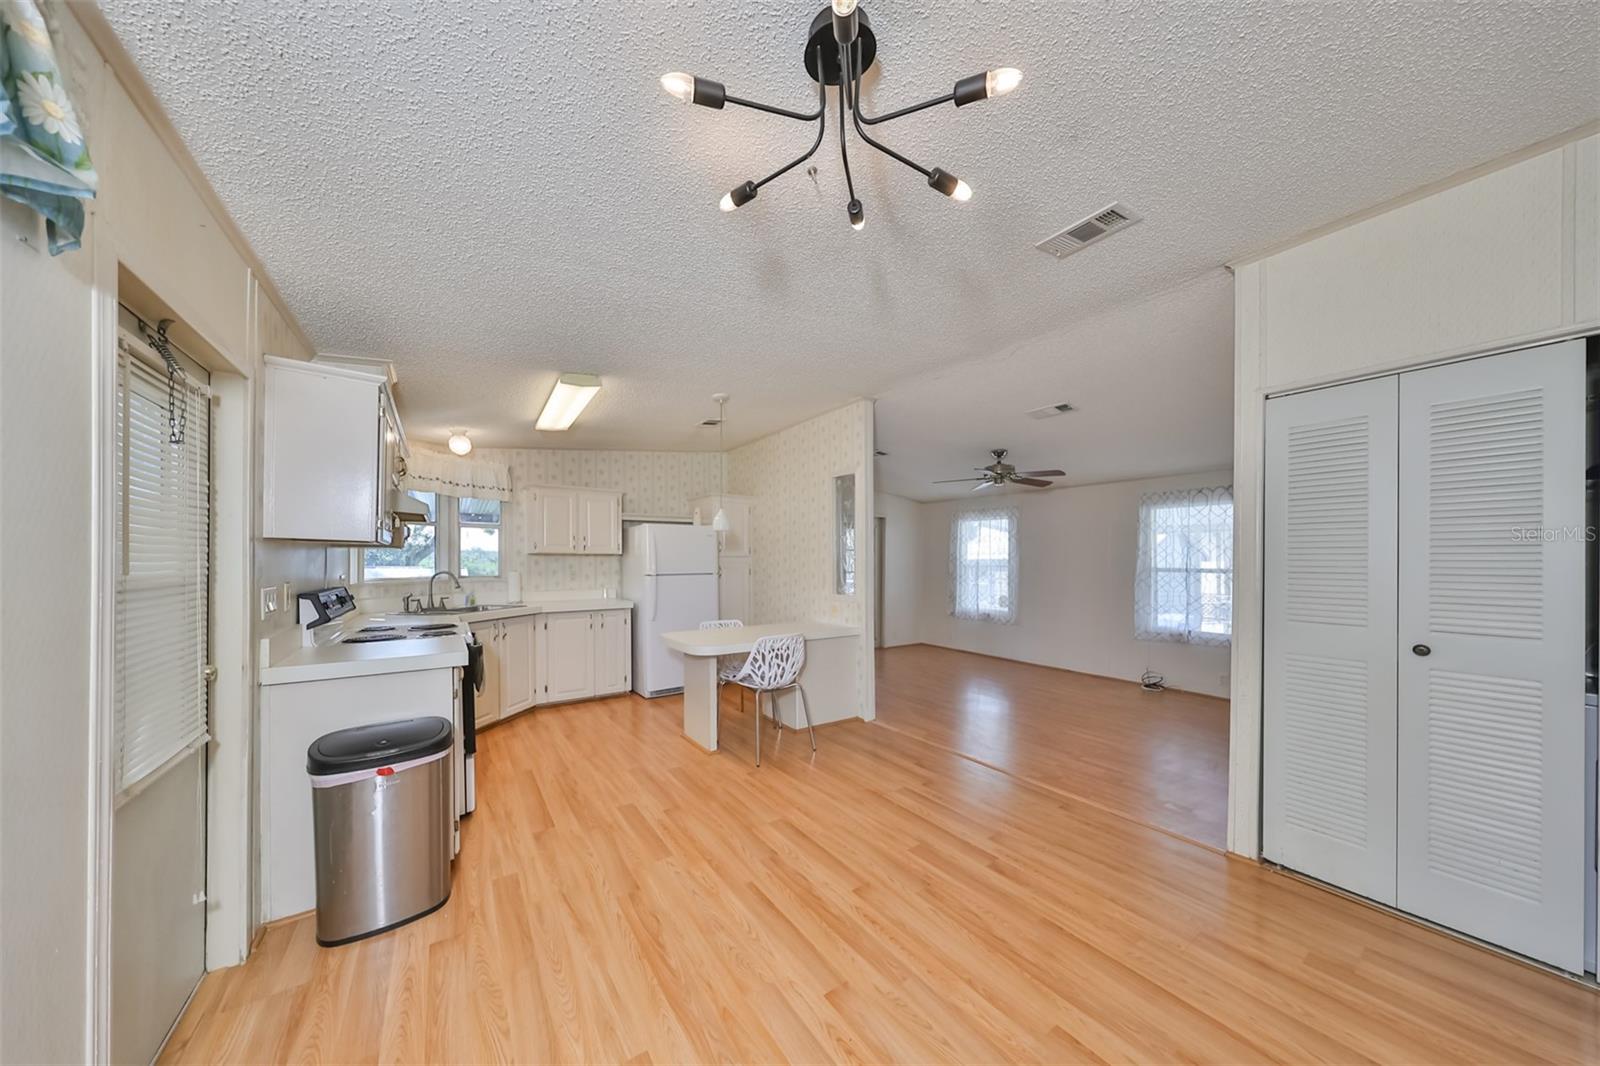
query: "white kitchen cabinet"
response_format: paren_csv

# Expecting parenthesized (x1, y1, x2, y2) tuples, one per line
(474, 622, 502, 726)
(262, 356, 406, 543)
(595, 610, 630, 695)
(500, 615, 538, 714)
(527, 487, 578, 554)
(718, 555, 751, 623)
(690, 494, 753, 556)
(526, 486, 622, 555)
(469, 615, 538, 722)
(579, 491, 622, 554)
(537, 612, 595, 704)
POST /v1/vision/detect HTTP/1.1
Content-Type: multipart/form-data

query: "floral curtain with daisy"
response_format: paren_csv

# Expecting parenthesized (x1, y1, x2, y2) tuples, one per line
(0, 0, 96, 253)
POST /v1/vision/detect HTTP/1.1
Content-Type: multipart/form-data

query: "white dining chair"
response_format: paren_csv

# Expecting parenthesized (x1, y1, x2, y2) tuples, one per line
(726, 633, 814, 765)
(699, 619, 747, 713)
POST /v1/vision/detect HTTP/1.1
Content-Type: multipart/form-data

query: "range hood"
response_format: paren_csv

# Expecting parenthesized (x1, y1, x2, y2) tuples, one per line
(389, 488, 432, 524)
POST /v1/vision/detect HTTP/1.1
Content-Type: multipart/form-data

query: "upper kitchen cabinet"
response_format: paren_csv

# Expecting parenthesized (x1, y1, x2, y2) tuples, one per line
(690, 495, 754, 556)
(261, 357, 407, 543)
(525, 486, 622, 555)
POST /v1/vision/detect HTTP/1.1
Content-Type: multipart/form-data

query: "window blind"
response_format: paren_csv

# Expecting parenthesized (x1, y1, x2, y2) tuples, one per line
(116, 344, 211, 795)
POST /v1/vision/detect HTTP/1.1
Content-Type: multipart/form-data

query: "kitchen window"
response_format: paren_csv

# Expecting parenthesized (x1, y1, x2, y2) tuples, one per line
(457, 496, 501, 577)
(1133, 486, 1233, 645)
(360, 490, 437, 580)
(950, 509, 1018, 623)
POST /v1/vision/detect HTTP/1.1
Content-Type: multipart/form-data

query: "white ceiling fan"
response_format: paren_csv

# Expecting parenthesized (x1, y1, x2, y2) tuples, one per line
(935, 449, 1065, 492)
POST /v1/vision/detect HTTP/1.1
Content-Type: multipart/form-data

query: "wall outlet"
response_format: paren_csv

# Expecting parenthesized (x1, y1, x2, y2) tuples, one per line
(260, 585, 280, 620)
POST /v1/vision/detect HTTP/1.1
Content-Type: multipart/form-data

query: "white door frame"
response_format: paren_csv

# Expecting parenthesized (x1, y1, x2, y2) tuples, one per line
(88, 229, 257, 1060)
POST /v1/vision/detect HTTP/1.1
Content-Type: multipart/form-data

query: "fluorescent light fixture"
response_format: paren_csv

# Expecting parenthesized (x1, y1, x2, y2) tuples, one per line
(535, 373, 602, 431)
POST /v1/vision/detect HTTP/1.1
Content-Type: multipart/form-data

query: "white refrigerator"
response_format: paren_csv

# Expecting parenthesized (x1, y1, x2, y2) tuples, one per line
(621, 523, 719, 697)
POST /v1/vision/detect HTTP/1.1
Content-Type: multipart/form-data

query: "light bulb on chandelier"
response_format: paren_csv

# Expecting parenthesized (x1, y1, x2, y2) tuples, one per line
(660, 3, 1018, 230)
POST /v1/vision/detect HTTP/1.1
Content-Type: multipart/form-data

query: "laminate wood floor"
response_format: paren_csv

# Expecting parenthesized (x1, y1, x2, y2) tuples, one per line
(876, 644, 1229, 848)
(161, 688, 1598, 1064)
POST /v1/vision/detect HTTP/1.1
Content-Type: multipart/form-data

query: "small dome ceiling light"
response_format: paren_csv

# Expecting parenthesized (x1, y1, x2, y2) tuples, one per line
(660, 4, 1020, 230)
(448, 432, 473, 456)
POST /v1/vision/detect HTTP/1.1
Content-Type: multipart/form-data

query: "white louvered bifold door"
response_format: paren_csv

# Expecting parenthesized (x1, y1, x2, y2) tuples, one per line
(115, 348, 212, 795)
(1263, 375, 1399, 903)
(1396, 339, 1585, 972)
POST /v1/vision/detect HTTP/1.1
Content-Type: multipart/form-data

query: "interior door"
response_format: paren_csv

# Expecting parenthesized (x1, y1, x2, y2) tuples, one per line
(1396, 339, 1586, 971)
(1263, 375, 1400, 904)
(111, 329, 210, 1064)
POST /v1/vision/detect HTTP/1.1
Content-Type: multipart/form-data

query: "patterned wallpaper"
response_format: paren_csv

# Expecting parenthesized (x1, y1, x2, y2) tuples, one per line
(478, 447, 725, 592)
(727, 401, 871, 629)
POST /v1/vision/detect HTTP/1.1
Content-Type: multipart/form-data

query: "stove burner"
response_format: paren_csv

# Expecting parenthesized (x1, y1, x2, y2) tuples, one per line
(408, 623, 458, 633)
(343, 633, 407, 644)
(359, 625, 398, 633)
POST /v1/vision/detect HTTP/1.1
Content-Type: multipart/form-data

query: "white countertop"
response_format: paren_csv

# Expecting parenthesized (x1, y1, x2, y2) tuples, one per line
(662, 621, 860, 656)
(261, 612, 469, 686)
(461, 597, 633, 624)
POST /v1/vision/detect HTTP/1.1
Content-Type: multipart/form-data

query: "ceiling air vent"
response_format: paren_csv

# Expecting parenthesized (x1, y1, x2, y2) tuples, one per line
(1026, 401, 1075, 420)
(700, 418, 722, 427)
(1036, 202, 1141, 260)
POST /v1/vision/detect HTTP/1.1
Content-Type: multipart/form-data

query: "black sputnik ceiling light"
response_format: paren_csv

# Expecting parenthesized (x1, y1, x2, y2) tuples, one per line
(660, 0, 1021, 232)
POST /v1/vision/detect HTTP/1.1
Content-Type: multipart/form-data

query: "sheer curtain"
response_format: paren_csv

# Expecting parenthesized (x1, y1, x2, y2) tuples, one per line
(1134, 486, 1233, 645)
(950, 507, 1019, 624)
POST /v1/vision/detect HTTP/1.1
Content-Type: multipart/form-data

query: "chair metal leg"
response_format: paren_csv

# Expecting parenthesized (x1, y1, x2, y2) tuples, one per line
(773, 688, 783, 753)
(793, 683, 816, 752)
(753, 689, 761, 766)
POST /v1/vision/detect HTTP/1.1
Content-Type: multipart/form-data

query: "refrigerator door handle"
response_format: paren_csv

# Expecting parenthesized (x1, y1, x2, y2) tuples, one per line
(649, 576, 658, 621)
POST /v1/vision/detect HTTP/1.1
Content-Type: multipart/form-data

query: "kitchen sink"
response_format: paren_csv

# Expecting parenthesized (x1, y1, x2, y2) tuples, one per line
(406, 603, 523, 615)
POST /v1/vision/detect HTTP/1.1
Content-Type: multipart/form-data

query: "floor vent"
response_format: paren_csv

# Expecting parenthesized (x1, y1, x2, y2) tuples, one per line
(1036, 202, 1141, 259)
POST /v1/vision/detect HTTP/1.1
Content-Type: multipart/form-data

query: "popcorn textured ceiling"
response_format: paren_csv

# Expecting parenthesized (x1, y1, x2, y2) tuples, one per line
(98, 0, 1598, 467)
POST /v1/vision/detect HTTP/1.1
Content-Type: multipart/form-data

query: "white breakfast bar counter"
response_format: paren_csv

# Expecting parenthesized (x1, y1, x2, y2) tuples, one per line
(661, 621, 861, 751)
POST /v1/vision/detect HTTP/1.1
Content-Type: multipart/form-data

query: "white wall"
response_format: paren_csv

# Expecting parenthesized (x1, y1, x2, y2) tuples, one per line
(909, 471, 1235, 698)
(0, 5, 318, 1059)
(1229, 128, 1600, 859)
(875, 492, 921, 647)
(728, 401, 876, 717)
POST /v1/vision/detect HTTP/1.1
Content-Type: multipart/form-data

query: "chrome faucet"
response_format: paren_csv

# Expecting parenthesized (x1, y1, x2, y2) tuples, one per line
(427, 570, 462, 611)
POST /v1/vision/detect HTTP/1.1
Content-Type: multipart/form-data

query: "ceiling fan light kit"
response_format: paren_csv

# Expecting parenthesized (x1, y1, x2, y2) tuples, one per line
(661, 2, 1020, 230)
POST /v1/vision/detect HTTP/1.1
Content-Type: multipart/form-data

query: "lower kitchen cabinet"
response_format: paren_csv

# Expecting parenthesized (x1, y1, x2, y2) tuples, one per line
(469, 615, 537, 722)
(536, 612, 594, 704)
(536, 609, 631, 705)
(473, 609, 633, 716)
(595, 610, 630, 696)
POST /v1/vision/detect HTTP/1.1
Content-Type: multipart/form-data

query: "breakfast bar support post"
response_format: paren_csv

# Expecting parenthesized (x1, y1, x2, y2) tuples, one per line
(681, 654, 720, 751)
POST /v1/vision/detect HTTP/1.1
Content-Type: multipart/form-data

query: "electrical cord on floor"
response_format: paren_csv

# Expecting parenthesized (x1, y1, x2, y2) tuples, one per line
(1140, 668, 1166, 692)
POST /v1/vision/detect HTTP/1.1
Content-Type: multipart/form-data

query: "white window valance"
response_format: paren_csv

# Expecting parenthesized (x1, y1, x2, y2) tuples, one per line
(1134, 485, 1233, 645)
(401, 447, 512, 501)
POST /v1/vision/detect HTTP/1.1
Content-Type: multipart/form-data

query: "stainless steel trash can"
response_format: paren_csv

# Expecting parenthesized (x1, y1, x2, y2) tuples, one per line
(308, 716, 453, 946)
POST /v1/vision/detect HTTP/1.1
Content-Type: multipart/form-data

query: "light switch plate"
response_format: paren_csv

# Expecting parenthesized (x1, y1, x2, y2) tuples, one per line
(260, 585, 280, 619)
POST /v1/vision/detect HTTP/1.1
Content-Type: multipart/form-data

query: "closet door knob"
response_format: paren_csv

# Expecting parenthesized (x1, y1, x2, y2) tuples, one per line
(1412, 644, 1431, 657)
